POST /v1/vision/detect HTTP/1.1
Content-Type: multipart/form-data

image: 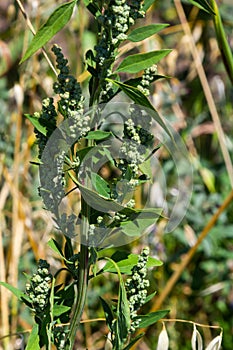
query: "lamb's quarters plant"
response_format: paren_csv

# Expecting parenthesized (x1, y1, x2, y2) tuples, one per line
(0, 0, 224, 349)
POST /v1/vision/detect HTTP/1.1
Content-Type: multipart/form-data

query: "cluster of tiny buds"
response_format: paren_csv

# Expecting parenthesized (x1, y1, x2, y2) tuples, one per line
(25, 259, 52, 313)
(51, 45, 83, 112)
(34, 97, 57, 158)
(125, 247, 150, 332)
(119, 117, 145, 175)
(137, 64, 158, 96)
(53, 326, 67, 349)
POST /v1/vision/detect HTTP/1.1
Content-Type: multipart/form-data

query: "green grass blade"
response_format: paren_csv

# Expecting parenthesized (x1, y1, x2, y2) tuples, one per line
(210, 0, 233, 84)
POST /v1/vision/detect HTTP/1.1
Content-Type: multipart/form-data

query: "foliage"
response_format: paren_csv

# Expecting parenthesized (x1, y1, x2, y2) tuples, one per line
(0, 0, 232, 349)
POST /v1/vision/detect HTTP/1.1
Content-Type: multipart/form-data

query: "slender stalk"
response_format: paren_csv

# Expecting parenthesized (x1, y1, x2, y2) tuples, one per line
(67, 199, 90, 350)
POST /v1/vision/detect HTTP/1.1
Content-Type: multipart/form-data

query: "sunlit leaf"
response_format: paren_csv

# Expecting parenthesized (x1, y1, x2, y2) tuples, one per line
(115, 50, 172, 74)
(143, 0, 157, 11)
(107, 79, 172, 138)
(25, 324, 40, 350)
(25, 114, 47, 136)
(20, 0, 77, 63)
(52, 304, 71, 317)
(127, 24, 169, 42)
(0, 282, 25, 300)
(86, 130, 112, 140)
(137, 311, 169, 329)
(103, 252, 162, 274)
(91, 173, 111, 198)
(186, 0, 215, 15)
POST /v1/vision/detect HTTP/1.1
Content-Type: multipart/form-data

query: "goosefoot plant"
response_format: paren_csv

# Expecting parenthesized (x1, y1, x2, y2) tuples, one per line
(0, 1, 173, 349)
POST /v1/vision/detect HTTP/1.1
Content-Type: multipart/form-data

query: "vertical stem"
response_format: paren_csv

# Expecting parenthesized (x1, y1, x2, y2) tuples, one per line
(68, 201, 90, 349)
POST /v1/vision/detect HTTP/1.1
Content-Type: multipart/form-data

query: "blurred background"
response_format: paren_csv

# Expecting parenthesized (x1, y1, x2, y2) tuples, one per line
(0, 0, 233, 349)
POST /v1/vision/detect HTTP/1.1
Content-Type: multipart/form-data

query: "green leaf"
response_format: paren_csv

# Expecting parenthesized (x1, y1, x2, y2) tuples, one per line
(25, 114, 47, 136)
(143, 0, 157, 11)
(186, 0, 215, 15)
(91, 173, 111, 198)
(47, 239, 72, 264)
(100, 296, 114, 330)
(144, 291, 157, 304)
(136, 310, 169, 328)
(107, 79, 173, 139)
(103, 252, 162, 274)
(117, 279, 131, 345)
(127, 24, 169, 42)
(139, 157, 153, 181)
(68, 171, 124, 212)
(115, 50, 172, 74)
(0, 282, 25, 300)
(86, 130, 112, 140)
(210, 0, 233, 84)
(123, 333, 145, 350)
(119, 208, 162, 237)
(20, 0, 77, 63)
(25, 324, 40, 350)
(53, 304, 71, 317)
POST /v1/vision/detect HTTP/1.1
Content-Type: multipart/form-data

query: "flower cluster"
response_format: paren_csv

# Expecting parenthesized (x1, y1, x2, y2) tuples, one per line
(34, 97, 57, 159)
(119, 118, 145, 175)
(25, 259, 52, 313)
(52, 45, 83, 113)
(53, 326, 67, 349)
(137, 64, 158, 96)
(125, 247, 150, 332)
(94, 0, 144, 102)
(39, 148, 66, 214)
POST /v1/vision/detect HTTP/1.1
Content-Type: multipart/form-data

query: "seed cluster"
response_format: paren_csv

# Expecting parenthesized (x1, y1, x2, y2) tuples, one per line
(94, 0, 145, 102)
(34, 97, 57, 159)
(25, 259, 52, 313)
(137, 65, 158, 96)
(125, 247, 150, 332)
(52, 45, 82, 112)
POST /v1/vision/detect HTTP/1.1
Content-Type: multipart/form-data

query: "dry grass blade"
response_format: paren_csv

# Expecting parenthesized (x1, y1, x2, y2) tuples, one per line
(174, 0, 233, 189)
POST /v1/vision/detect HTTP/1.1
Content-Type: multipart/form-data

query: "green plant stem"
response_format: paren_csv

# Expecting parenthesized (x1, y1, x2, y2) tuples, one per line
(209, 0, 233, 85)
(67, 199, 90, 350)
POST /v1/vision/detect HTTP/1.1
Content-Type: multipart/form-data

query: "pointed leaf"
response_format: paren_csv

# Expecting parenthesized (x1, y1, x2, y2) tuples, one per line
(191, 324, 203, 350)
(20, 0, 77, 63)
(186, 0, 215, 15)
(25, 324, 40, 350)
(143, 0, 157, 11)
(100, 296, 115, 330)
(52, 304, 71, 317)
(123, 333, 145, 349)
(136, 310, 169, 329)
(156, 322, 169, 350)
(103, 252, 162, 274)
(205, 334, 222, 350)
(144, 291, 157, 304)
(127, 24, 169, 42)
(117, 278, 131, 343)
(86, 130, 112, 140)
(68, 171, 124, 212)
(115, 50, 172, 74)
(107, 79, 173, 139)
(25, 114, 47, 136)
(0, 282, 24, 300)
(91, 173, 111, 198)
